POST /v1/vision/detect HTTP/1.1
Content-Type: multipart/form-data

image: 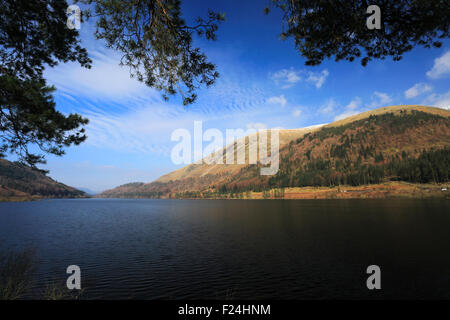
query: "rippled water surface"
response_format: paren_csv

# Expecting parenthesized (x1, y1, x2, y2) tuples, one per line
(0, 199, 449, 299)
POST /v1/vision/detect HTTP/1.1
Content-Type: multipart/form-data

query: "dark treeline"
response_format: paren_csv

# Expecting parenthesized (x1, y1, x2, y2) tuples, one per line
(267, 147, 450, 188)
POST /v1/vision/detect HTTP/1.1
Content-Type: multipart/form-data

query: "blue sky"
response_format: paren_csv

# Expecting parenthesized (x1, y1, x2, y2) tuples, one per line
(30, 0, 450, 192)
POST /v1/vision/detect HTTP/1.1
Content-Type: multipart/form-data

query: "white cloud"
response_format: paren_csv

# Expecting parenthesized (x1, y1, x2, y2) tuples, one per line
(292, 109, 302, 117)
(45, 50, 160, 103)
(81, 94, 296, 157)
(346, 97, 362, 110)
(269, 69, 302, 89)
(246, 123, 267, 130)
(422, 90, 450, 110)
(404, 83, 433, 99)
(82, 104, 198, 155)
(334, 110, 359, 121)
(320, 92, 393, 121)
(334, 97, 363, 120)
(267, 95, 287, 107)
(195, 77, 266, 114)
(270, 68, 329, 89)
(426, 51, 450, 79)
(319, 98, 338, 114)
(373, 92, 392, 105)
(366, 91, 393, 108)
(306, 70, 329, 88)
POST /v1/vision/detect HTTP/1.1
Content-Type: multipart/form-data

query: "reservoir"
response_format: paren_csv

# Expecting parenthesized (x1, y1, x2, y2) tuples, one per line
(0, 199, 449, 299)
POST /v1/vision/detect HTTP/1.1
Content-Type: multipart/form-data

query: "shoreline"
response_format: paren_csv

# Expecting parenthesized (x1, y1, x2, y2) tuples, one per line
(0, 195, 91, 202)
(2, 182, 448, 202)
(96, 182, 450, 200)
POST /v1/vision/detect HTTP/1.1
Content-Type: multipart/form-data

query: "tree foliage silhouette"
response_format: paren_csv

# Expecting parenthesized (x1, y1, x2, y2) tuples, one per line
(265, 0, 449, 66)
(0, 0, 91, 169)
(80, 0, 225, 105)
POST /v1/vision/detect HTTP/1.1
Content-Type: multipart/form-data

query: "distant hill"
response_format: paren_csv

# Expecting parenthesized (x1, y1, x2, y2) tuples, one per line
(98, 105, 450, 199)
(0, 159, 86, 201)
(77, 187, 101, 196)
(98, 182, 144, 198)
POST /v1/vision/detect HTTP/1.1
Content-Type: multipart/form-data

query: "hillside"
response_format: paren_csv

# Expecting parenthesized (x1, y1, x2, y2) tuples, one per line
(0, 159, 86, 201)
(99, 182, 145, 198)
(156, 124, 325, 183)
(98, 105, 450, 199)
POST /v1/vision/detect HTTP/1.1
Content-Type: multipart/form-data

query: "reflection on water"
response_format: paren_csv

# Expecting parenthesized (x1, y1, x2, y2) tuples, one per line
(0, 199, 449, 299)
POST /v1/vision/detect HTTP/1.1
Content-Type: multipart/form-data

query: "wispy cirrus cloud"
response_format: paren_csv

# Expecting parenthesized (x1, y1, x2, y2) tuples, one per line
(269, 68, 329, 89)
(192, 78, 267, 114)
(81, 103, 203, 155)
(44, 41, 277, 156)
(45, 49, 161, 107)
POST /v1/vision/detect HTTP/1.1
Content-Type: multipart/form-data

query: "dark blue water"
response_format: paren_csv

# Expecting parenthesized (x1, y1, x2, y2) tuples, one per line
(0, 199, 449, 299)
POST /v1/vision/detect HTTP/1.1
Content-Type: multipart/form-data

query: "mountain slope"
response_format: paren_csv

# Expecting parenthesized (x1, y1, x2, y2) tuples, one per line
(0, 159, 86, 201)
(156, 124, 325, 183)
(98, 105, 450, 199)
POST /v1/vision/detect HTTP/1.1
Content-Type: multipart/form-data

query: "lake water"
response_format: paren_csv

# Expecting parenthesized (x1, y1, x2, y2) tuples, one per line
(0, 199, 449, 299)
